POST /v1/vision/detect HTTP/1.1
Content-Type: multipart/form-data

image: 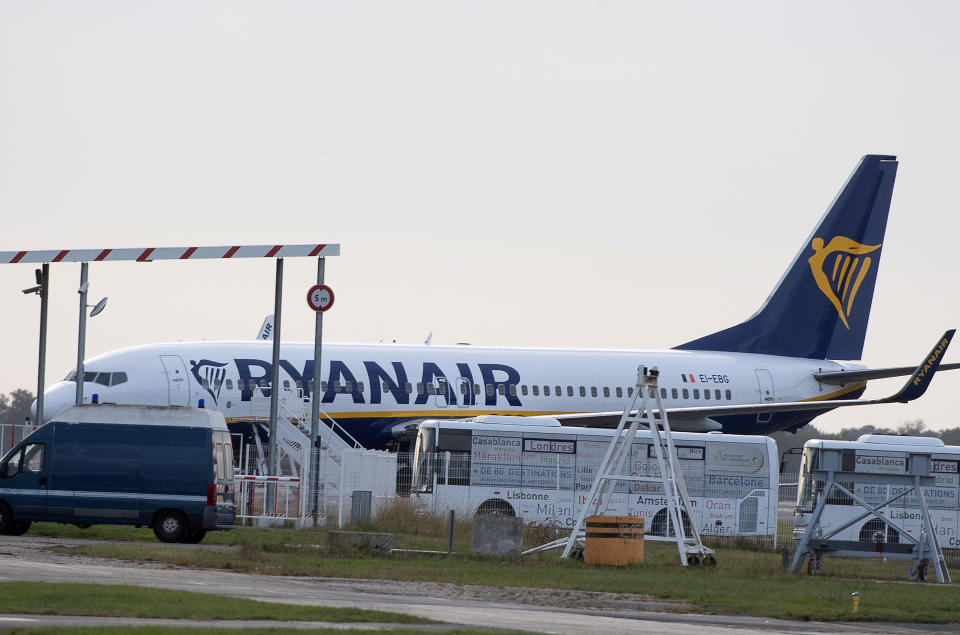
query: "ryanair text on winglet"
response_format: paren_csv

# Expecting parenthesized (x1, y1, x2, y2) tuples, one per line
(913, 337, 950, 386)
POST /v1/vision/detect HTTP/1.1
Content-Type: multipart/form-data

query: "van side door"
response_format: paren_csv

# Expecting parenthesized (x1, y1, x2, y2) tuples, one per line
(1, 442, 48, 519)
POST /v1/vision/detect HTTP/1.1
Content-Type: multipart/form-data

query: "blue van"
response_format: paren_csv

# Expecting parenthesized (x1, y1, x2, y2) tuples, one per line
(0, 404, 236, 543)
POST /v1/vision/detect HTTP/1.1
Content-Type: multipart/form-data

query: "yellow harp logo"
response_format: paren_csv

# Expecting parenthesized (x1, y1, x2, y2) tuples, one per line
(808, 236, 881, 329)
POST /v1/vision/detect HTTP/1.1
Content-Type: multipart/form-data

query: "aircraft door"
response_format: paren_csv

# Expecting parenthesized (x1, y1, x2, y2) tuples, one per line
(456, 377, 473, 408)
(755, 369, 775, 423)
(433, 377, 449, 408)
(160, 355, 190, 406)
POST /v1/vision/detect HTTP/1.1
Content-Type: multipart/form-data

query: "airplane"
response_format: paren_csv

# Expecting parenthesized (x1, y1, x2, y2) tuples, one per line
(32, 155, 958, 451)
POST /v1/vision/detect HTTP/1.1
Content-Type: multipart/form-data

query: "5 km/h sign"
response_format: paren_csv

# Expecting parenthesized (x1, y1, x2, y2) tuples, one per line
(307, 284, 334, 312)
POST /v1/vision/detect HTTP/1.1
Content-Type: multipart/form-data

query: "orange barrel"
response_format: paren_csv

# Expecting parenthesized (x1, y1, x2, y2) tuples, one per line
(584, 515, 644, 566)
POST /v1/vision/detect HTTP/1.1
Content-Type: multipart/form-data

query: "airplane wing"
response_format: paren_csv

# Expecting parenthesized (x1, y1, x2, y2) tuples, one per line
(814, 362, 960, 385)
(555, 330, 955, 430)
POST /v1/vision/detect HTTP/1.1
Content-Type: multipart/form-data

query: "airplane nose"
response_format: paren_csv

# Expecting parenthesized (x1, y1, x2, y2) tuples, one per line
(37, 382, 76, 423)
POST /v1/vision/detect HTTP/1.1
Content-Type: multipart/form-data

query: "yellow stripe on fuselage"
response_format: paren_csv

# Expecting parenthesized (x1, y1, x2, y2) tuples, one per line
(798, 381, 867, 402)
(226, 410, 575, 423)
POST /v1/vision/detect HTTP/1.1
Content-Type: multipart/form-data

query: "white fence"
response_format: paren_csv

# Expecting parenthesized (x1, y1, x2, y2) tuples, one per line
(234, 448, 397, 528)
(0, 423, 38, 458)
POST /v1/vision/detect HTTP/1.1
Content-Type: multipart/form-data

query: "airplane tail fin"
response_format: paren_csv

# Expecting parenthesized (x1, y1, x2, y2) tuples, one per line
(675, 154, 898, 360)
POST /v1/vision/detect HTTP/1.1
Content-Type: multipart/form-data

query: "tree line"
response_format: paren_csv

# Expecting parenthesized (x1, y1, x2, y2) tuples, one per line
(0, 389, 35, 428)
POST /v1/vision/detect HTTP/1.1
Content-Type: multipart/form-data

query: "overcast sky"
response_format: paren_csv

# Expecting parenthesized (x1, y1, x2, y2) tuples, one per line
(1, 1, 958, 434)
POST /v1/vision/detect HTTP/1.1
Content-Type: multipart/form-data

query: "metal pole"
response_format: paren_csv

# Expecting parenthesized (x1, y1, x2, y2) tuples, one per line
(309, 257, 325, 517)
(268, 258, 283, 477)
(35, 264, 49, 424)
(447, 510, 455, 554)
(75, 262, 89, 405)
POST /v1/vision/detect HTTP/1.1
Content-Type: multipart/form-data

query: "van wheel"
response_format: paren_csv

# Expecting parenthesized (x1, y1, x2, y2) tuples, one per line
(12, 521, 31, 536)
(153, 511, 188, 543)
(0, 503, 15, 535)
(179, 529, 207, 544)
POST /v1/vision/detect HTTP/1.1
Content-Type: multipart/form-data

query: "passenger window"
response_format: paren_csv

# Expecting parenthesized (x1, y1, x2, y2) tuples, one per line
(627, 387, 633, 397)
(660, 388, 667, 399)
(383, 382, 390, 392)
(474, 383, 480, 395)
(649, 387, 656, 398)
(509, 385, 517, 396)
(682, 388, 689, 399)
(603, 387, 610, 398)
(532, 385, 540, 396)
(521, 385, 528, 396)
(486, 384, 494, 396)
(460, 382, 467, 395)
(554, 386, 561, 396)
(202, 378, 210, 390)
(406, 382, 413, 394)
(283, 380, 290, 389)
(567, 386, 574, 397)
(715, 389, 721, 400)
(295, 380, 303, 391)
(321, 381, 328, 391)
(590, 387, 597, 397)
(693, 389, 700, 399)
(248, 379, 257, 390)
(671, 388, 678, 399)
(543, 385, 550, 396)
(499, 385, 506, 396)
(725, 389, 732, 400)
(703, 389, 710, 400)
(615, 387, 622, 398)
(226, 379, 233, 390)
(347, 381, 355, 392)
(259, 379, 268, 388)
(426, 383, 435, 395)
(416, 382, 424, 394)
(358, 381, 365, 393)
(579, 386, 586, 397)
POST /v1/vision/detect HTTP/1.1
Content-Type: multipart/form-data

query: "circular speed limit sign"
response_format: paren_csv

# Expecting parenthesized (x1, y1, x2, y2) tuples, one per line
(306, 284, 334, 312)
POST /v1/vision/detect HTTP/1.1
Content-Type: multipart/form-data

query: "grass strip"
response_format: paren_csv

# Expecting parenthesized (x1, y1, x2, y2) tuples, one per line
(0, 582, 429, 624)
(53, 538, 960, 624)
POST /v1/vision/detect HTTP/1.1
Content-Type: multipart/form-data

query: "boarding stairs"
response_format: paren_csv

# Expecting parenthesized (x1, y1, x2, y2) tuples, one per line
(560, 365, 715, 566)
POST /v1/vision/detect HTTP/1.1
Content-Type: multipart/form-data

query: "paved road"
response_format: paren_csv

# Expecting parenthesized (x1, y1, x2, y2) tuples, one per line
(0, 536, 944, 634)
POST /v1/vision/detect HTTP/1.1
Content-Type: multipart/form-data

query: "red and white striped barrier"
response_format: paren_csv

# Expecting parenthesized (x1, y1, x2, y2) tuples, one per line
(238, 475, 301, 482)
(1, 244, 339, 264)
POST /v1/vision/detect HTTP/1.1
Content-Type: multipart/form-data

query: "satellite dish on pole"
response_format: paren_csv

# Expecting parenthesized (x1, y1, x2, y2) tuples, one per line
(89, 297, 108, 317)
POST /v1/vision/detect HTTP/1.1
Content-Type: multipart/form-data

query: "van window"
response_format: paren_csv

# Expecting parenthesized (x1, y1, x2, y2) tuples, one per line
(6, 443, 44, 476)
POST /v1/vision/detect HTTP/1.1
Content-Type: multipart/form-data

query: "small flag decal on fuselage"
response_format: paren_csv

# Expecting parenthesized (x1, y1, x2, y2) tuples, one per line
(681, 374, 696, 382)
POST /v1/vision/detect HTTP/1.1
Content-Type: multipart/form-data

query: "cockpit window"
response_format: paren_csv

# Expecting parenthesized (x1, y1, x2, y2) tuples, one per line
(63, 370, 128, 386)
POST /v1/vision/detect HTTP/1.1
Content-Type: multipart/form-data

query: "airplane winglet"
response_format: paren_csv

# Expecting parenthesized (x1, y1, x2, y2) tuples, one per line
(885, 330, 955, 403)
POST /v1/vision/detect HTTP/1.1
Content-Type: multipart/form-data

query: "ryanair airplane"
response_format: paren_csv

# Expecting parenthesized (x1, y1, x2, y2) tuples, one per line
(33, 155, 957, 450)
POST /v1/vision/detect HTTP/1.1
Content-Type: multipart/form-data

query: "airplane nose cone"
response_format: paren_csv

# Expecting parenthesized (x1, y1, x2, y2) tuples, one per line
(37, 382, 76, 423)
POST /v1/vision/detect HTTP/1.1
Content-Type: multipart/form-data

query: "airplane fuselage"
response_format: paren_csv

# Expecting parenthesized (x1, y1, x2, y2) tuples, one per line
(39, 341, 865, 449)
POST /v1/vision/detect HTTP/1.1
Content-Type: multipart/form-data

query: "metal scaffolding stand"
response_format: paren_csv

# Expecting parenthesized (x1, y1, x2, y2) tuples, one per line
(789, 450, 951, 583)
(557, 365, 715, 566)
